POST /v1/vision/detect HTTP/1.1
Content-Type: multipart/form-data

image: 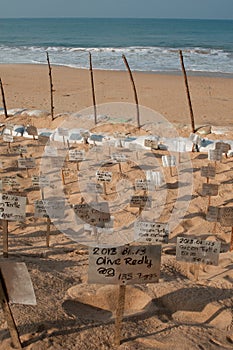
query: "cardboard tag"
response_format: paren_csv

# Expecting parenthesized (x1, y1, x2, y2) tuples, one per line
(34, 199, 65, 219)
(215, 142, 231, 154)
(208, 149, 222, 162)
(38, 135, 49, 145)
(111, 153, 127, 163)
(134, 221, 169, 243)
(58, 127, 69, 137)
(26, 125, 38, 136)
(32, 175, 50, 188)
(176, 237, 220, 266)
(135, 179, 148, 191)
(206, 206, 220, 222)
(144, 139, 159, 149)
(88, 245, 161, 285)
(11, 145, 28, 155)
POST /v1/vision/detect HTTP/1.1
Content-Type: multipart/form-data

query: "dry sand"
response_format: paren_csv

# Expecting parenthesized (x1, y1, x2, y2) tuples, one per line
(0, 64, 232, 350)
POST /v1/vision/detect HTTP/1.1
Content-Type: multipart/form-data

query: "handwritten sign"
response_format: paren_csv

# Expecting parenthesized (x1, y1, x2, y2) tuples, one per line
(208, 149, 222, 162)
(86, 183, 103, 194)
(26, 125, 38, 136)
(62, 168, 76, 178)
(135, 179, 148, 191)
(2, 176, 20, 189)
(111, 153, 127, 163)
(11, 146, 27, 155)
(3, 134, 14, 143)
(58, 127, 69, 137)
(96, 170, 112, 182)
(44, 146, 58, 157)
(34, 199, 65, 219)
(74, 202, 110, 227)
(69, 149, 85, 162)
(206, 206, 220, 222)
(162, 155, 176, 167)
(144, 139, 158, 149)
(189, 133, 201, 146)
(201, 165, 216, 179)
(215, 142, 231, 154)
(176, 237, 220, 265)
(130, 196, 152, 208)
(88, 245, 161, 285)
(32, 175, 50, 188)
(50, 156, 64, 168)
(134, 221, 169, 243)
(219, 207, 233, 227)
(0, 193, 26, 221)
(18, 158, 36, 169)
(202, 183, 218, 196)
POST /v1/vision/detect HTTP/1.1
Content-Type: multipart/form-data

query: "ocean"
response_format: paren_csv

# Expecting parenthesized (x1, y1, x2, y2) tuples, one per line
(0, 17, 233, 75)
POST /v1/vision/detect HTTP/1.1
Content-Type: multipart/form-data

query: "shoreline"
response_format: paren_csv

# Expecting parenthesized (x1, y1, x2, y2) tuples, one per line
(0, 63, 233, 127)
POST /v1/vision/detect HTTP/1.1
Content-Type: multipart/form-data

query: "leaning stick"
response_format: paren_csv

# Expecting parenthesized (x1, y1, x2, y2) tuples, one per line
(0, 78, 8, 119)
(46, 52, 55, 120)
(89, 52, 97, 124)
(179, 50, 195, 133)
(122, 54, 140, 128)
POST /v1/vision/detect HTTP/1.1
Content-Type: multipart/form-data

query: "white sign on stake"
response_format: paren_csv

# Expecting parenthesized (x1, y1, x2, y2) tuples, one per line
(34, 199, 65, 219)
(74, 202, 110, 226)
(201, 165, 216, 179)
(26, 125, 38, 136)
(32, 175, 50, 188)
(96, 170, 112, 182)
(215, 142, 231, 154)
(130, 195, 152, 208)
(3, 134, 14, 143)
(162, 155, 176, 167)
(38, 135, 49, 145)
(58, 127, 69, 137)
(111, 153, 127, 163)
(134, 221, 169, 243)
(219, 207, 233, 227)
(86, 183, 103, 194)
(11, 146, 27, 155)
(206, 206, 220, 222)
(2, 176, 20, 189)
(88, 245, 162, 285)
(202, 183, 219, 197)
(69, 149, 85, 162)
(18, 158, 36, 169)
(144, 139, 159, 149)
(135, 179, 148, 191)
(0, 193, 26, 221)
(44, 146, 58, 157)
(146, 171, 163, 187)
(208, 149, 222, 162)
(176, 237, 221, 266)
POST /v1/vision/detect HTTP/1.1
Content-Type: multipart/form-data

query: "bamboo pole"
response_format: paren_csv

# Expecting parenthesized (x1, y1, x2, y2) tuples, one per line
(122, 54, 140, 128)
(89, 52, 97, 124)
(46, 52, 55, 120)
(0, 78, 8, 119)
(179, 50, 195, 133)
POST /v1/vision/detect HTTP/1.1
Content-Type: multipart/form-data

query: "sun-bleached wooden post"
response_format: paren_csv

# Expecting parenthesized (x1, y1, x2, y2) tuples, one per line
(179, 50, 195, 133)
(89, 52, 97, 124)
(122, 54, 140, 128)
(46, 52, 55, 120)
(0, 78, 8, 119)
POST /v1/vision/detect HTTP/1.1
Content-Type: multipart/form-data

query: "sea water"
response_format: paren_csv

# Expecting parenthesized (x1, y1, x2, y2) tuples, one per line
(0, 17, 233, 75)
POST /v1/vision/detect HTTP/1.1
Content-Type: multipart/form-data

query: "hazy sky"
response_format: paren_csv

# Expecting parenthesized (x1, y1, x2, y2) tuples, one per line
(1, 0, 233, 19)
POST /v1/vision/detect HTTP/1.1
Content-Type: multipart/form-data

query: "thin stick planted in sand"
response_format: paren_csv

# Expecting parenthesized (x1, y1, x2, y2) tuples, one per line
(0, 273, 22, 349)
(122, 54, 140, 128)
(46, 52, 55, 120)
(0, 78, 8, 119)
(89, 52, 97, 124)
(2, 220, 9, 258)
(179, 50, 195, 134)
(114, 284, 126, 346)
(46, 217, 51, 248)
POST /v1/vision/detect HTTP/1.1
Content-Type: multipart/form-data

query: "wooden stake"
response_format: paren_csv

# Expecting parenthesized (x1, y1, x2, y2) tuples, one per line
(194, 264, 200, 281)
(230, 227, 233, 252)
(179, 50, 195, 133)
(61, 169, 65, 185)
(0, 78, 8, 119)
(89, 52, 97, 125)
(169, 166, 173, 177)
(103, 182, 107, 195)
(118, 162, 122, 174)
(122, 54, 140, 128)
(114, 284, 126, 346)
(2, 220, 8, 258)
(46, 217, 51, 247)
(46, 52, 55, 120)
(41, 187, 44, 200)
(0, 273, 22, 349)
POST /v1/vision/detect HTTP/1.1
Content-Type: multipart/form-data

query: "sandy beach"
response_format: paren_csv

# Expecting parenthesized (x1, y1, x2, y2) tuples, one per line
(0, 63, 232, 350)
(0, 64, 233, 128)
